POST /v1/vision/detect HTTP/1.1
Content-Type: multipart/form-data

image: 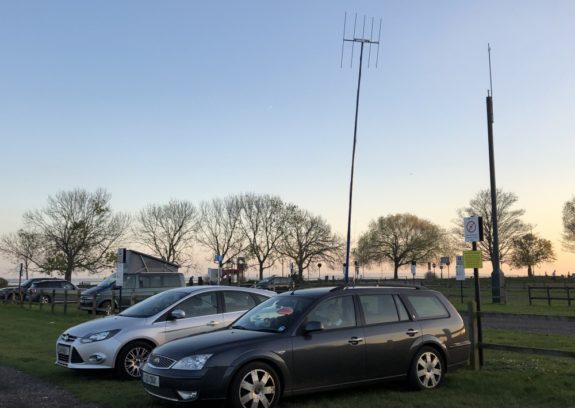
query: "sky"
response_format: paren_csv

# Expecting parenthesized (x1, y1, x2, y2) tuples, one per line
(1, 0, 574, 280)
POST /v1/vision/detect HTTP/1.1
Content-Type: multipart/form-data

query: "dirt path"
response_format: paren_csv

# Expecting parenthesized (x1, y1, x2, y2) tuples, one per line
(0, 366, 100, 408)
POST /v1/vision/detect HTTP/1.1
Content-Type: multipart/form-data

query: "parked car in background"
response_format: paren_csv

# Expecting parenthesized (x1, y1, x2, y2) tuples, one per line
(141, 286, 470, 406)
(79, 272, 185, 314)
(0, 278, 63, 302)
(24, 279, 78, 303)
(56, 285, 275, 379)
(255, 275, 292, 292)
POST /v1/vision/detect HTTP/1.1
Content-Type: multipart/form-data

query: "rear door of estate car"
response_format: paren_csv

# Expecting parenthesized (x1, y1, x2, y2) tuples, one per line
(359, 292, 422, 379)
(291, 294, 365, 390)
(161, 291, 224, 343)
(401, 292, 461, 352)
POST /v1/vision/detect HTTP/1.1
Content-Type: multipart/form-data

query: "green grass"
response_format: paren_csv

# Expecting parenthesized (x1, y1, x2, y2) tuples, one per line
(1, 303, 574, 407)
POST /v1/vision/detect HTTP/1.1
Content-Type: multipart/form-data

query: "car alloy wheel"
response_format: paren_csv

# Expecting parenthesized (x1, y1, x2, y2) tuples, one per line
(40, 295, 51, 304)
(117, 341, 152, 379)
(231, 362, 279, 408)
(100, 300, 116, 316)
(410, 346, 444, 390)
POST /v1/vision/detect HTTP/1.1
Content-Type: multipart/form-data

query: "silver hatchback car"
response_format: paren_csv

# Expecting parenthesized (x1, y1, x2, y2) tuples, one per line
(56, 286, 274, 379)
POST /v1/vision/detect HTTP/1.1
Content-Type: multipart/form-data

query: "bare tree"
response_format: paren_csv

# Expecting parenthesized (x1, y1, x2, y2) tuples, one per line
(23, 188, 129, 281)
(454, 189, 529, 271)
(509, 233, 555, 277)
(0, 229, 45, 280)
(356, 213, 443, 280)
(196, 196, 247, 275)
(238, 193, 287, 281)
(133, 199, 198, 264)
(563, 196, 575, 252)
(277, 206, 343, 282)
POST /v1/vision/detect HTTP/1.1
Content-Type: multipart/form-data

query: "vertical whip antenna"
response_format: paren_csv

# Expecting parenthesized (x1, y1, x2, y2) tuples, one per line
(488, 43, 494, 97)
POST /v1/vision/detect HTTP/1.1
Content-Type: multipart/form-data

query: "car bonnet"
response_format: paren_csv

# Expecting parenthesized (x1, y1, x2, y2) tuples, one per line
(151, 328, 275, 360)
(64, 315, 143, 337)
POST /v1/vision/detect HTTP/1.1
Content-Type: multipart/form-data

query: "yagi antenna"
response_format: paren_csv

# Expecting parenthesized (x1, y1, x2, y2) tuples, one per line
(340, 12, 382, 68)
(339, 12, 381, 284)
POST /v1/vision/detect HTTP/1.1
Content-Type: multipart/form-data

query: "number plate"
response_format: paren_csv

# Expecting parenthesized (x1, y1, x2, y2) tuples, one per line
(57, 344, 70, 356)
(142, 372, 160, 387)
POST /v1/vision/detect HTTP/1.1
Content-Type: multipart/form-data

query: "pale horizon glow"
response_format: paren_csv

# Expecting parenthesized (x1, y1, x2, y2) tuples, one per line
(1, 1, 574, 280)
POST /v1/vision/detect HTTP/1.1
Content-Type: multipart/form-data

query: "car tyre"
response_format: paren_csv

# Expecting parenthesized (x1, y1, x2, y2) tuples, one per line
(99, 300, 116, 315)
(40, 295, 51, 304)
(229, 362, 280, 408)
(116, 341, 153, 379)
(409, 346, 444, 390)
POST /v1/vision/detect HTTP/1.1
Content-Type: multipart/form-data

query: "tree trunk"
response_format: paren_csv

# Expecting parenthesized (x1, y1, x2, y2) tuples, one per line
(259, 264, 264, 281)
(527, 265, 533, 278)
(393, 264, 399, 280)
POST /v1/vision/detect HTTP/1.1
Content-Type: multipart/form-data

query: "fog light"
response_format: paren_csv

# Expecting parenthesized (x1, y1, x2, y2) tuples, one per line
(88, 353, 105, 364)
(177, 390, 198, 401)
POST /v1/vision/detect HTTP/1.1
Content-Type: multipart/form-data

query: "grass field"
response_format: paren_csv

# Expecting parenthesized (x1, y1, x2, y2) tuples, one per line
(0, 303, 574, 408)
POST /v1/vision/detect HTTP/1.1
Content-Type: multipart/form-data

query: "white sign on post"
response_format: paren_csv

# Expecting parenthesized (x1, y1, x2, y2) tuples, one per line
(455, 255, 465, 281)
(411, 263, 416, 276)
(116, 248, 126, 287)
(464, 216, 481, 242)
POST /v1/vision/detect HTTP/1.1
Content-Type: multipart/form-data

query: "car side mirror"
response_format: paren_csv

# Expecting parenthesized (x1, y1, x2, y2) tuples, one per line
(304, 321, 324, 333)
(170, 309, 186, 320)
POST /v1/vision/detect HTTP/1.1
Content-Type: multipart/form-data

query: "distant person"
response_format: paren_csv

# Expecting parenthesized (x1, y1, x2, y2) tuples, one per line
(198, 276, 204, 285)
(188, 276, 194, 286)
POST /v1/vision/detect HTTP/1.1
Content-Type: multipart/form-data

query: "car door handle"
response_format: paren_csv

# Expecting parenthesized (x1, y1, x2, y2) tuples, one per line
(207, 321, 221, 326)
(406, 329, 419, 337)
(348, 337, 364, 345)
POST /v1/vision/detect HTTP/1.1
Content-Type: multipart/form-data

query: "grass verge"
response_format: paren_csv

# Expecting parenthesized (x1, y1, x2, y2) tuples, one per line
(0, 304, 574, 408)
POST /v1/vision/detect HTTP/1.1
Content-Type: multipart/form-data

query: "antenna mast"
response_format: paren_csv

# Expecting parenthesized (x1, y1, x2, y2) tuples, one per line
(485, 43, 505, 303)
(340, 13, 382, 284)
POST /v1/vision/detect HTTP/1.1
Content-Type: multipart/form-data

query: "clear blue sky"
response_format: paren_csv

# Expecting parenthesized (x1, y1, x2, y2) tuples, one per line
(1, 0, 574, 278)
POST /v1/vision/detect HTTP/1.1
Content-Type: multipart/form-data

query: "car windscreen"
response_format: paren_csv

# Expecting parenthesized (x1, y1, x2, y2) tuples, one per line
(96, 274, 116, 288)
(119, 290, 190, 318)
(231, 295, 313, 333)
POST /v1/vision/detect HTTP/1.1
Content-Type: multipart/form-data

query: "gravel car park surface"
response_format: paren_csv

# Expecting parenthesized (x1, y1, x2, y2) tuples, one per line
(0, 366, 100, 408)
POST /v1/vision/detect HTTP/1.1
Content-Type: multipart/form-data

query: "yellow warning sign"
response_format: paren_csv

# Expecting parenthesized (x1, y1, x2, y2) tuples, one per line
(463, 250, 483, 269)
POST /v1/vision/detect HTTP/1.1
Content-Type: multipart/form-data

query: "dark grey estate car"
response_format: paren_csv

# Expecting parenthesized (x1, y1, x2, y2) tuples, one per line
(25, 279, 78, 303)
(0, 278, 63, 302)
(141, 286, 470, 407)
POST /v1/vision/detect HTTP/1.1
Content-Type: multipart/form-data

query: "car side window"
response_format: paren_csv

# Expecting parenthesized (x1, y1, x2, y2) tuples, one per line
(405, 294, 449, 319)
(394, 295, 411, 321)
(359, 294, 399, 325)
(177, 292, 219, 317)
(63, 283, 75, 290)
(307, 296, 355, 330)
(124, 275, 137, 289)
(223, 291, 257, 313)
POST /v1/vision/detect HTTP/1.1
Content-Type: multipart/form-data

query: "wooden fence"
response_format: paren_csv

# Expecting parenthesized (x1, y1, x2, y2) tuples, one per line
(528, 286, 574, 306)
(467, 302, 575, 370)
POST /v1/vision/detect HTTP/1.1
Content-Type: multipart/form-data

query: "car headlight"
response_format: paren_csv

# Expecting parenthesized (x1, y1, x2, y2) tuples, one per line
(80, 329, 121, 343)
(172, 354, 213, 370)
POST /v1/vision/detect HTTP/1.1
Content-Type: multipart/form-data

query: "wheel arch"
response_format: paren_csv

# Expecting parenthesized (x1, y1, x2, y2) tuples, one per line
(409, 337, 448, 371)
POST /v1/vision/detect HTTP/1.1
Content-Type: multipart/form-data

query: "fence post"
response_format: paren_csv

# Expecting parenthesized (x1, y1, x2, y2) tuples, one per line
(547, 287, 551, 306)
(64, 289, 68, 314)
(528, 286, 532, 305)
(468, 301, 480, 370)
(568, 287, 572, 307)
(111, 290, 116, 314)
(39, 289, 44, 311)
(92, 293, 97, 316)
(51, 289, 56, 313)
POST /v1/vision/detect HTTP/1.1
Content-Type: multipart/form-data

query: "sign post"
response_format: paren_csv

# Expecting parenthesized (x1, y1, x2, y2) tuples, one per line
(464, 216, 484, 367)
(116, 248, 127, 313)
(455, 256, 465, 303)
